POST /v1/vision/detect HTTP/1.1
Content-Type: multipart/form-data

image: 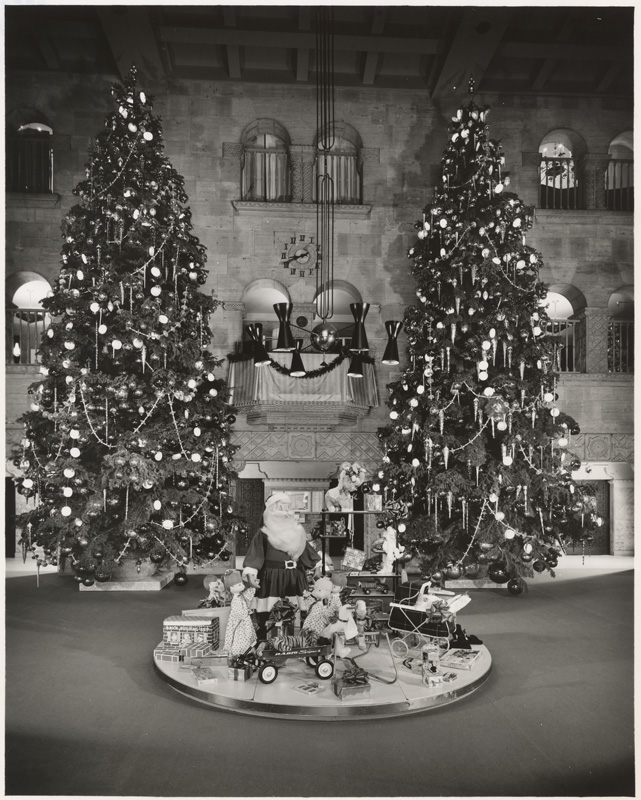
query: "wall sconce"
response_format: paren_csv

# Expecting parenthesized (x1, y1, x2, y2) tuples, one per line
(381, 321, 403, 366)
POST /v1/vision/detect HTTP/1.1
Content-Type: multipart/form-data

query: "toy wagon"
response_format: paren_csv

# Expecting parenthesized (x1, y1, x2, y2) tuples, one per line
(357, 577, 389, 595)
(241, 641, 335, 685)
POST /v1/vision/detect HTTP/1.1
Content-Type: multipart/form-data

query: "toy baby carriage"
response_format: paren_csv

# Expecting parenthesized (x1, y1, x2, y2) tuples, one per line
(387, 582, 471, 658)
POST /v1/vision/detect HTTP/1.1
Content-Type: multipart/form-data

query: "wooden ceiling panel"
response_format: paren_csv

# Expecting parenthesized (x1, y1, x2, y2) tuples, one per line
(3, 5, 633, 98)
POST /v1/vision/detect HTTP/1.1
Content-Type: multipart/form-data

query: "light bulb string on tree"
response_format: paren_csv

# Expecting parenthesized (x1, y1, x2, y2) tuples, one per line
(95, 129, 146, 200)
(454, 496, 489, 567)
(78, 383, 115, 449)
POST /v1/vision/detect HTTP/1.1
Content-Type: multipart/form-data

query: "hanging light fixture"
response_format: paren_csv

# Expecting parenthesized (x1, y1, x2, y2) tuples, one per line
(249, 9, 403, 377)
(347, 353, 364, 379)
(382, 321, 403, 365)
(289, 340, 307, 378)
(246, 323, 271, 367)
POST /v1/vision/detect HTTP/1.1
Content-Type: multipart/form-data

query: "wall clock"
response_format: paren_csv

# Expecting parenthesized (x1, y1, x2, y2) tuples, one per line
(280, 234, 317, 276)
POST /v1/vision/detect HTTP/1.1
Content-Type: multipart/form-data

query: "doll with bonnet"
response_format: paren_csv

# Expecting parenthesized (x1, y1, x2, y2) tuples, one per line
(222, 569, 257, 660)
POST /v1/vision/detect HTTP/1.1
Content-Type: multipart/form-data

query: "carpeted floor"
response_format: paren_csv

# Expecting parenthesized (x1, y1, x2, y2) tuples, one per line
(4, 567, 635, 798)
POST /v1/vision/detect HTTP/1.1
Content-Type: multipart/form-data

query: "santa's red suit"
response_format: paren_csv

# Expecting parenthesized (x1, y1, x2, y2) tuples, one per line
(242, 492, 320, 613)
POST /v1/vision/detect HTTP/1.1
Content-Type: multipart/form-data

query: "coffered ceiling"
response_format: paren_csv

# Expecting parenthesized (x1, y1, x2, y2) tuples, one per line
(4, 4, 634, 99)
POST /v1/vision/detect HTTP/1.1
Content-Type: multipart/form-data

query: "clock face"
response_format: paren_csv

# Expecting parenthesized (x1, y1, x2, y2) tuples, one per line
(281, 234, 317, 274)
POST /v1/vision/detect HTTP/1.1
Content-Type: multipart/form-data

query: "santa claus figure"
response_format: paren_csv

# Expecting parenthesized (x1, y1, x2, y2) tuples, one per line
(243, 492, 321, 637)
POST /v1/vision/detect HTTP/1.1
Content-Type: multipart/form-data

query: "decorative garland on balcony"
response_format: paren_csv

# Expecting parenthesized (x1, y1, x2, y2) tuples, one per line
(227, 350, 374, 379)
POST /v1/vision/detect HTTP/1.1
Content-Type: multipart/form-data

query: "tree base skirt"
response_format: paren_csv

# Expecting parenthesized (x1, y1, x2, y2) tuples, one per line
(79, 568, 178, 592)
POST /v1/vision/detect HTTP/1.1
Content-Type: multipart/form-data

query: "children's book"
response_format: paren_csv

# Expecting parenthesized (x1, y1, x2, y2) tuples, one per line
(439, 648, 482, 670)
(191, 666, 220, 684)
(295, 681, 322, 696)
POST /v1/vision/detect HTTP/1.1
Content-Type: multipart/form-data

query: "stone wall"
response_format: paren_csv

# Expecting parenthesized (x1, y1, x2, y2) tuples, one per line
(5, 72, 634, 553)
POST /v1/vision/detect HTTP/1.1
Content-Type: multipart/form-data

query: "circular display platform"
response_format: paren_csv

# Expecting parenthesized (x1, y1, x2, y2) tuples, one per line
(154, 636, 492, 719)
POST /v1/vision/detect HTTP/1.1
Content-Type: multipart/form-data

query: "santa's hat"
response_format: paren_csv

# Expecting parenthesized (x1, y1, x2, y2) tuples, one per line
(265, 492, 290, 509)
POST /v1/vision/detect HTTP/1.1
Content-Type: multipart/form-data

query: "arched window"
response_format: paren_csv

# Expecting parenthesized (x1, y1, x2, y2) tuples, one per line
(6, 272, 52, 364)
(7, 121, 53, 194)
(608, 286, 634, 373)
(538, 129, 586, 210)
(542, 286, 586, 373)
(241, 279, 291, 353)
(314, 124, 363, 204)
(241, 121, 291, 202)
(606, 132, 633, 211)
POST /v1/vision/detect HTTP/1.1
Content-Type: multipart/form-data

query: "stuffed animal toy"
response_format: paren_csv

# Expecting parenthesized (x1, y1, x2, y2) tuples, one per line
(321, 604, 358, 658)
(325, 462, 367, 513)
(301, 576, 336, 644)
(376, 526, 406, 575)
(198, 575, 228, 608)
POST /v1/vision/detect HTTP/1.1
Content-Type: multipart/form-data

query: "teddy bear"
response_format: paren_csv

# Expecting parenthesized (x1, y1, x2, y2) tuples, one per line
(321, 604, 358, 658)
(376, 526, 406, 575)
(301, 576, 338, 645)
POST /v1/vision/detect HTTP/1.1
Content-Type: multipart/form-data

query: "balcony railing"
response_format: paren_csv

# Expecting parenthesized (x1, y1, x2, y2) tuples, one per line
(6, 308, 49, 365)
(608, 320, 634, 373)
(6, 136, 53, 194)
(605, 159, 634, 211)
(546, 320, 578, 372)
(539, 156, 578, 209)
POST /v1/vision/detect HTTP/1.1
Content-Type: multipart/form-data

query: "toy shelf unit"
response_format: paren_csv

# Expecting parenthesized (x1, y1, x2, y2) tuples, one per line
(314, 508, 404, 582)
(345, 572, 398, 612)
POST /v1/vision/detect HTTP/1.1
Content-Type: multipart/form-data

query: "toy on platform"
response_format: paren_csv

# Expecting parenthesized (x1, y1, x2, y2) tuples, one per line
(324, 462, 367, 514)
(375, 527, 406, 575)
(198, 575, 229, 609)
(302, 576, 339, 645)
(223, 570, 258, 663)
(321, 603, 358, 658)
(243, 493, 321, 640)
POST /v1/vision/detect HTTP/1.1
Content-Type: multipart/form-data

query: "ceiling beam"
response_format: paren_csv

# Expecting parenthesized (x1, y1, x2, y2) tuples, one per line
(35, 36, 60, 70)
(222, 6, 241, 80)
(362, 8, 386, 85)
(97, 8, 165, 83)
(431, 8, 514, 99)
(159, 27, 443, 56)
(296, 6, 311, 83)
(532, 12, 586, 91)
(596, 62, 623, 93)
(497, 41, 632, 62)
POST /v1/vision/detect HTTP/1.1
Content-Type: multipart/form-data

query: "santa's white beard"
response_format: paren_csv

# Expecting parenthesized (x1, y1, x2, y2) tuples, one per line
(261, 510, 307, 560)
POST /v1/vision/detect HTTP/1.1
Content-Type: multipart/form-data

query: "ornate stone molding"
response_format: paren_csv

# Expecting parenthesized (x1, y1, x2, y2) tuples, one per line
(230, 429, 382, 464)
(231, 201, 371, 218)
(221, 301, 246, 312)
(567, 433, 633, 464)
(360, 147, 380, 163)
(222, 142, 244, 158)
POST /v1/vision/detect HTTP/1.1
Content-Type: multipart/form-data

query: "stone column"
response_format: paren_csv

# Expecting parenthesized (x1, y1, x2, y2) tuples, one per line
(579, 153, 611, 210)
(576, 307, 611, 373)
(300, 145, 316, 204)
(291, 302, 316, 350)
(289, 146, 305, 203)
(610, 479, 634, 555)
(520, 152, 542, 207)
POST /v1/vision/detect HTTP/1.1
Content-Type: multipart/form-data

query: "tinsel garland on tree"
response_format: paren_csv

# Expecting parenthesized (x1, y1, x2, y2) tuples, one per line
(375, 82, 601, 594)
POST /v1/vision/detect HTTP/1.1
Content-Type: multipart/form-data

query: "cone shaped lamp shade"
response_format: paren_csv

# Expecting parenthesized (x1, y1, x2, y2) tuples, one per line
(348, 302, 370, 352)
(289, 341, 307, 377)
(382, 320, 403, 365)
(273, 302, 296, 352)
(347, 353, 364, 378)
(246, 324, 271, 367)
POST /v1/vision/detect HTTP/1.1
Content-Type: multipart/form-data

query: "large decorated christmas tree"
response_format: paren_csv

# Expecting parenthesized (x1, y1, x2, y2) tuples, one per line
(14, 67, 243, 586)
(376, 83, 601, 593)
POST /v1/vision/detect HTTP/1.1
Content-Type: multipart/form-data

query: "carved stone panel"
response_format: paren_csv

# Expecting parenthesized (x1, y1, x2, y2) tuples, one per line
(288, 432, 315, 459)
(611, 434, 634, 463)
(611, 479, 634, 555)
(585, 434, 611, 460)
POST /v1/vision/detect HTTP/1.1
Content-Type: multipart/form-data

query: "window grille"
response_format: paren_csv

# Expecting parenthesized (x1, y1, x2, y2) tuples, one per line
(241, 133, 290, 202)
(7, 309, 49, 365)
(6, 128, 53, 193)
(546, 319, 578, 372)
(608, 320, 634, 373)
(314, 138, 362, 204)
(605, 159, 634, 211)
(539, 156, 578, 209)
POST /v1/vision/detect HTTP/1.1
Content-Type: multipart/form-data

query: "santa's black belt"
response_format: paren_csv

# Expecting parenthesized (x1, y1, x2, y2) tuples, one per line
(264, 559, 300, 570)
